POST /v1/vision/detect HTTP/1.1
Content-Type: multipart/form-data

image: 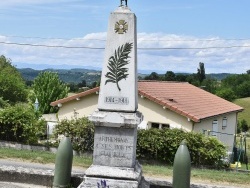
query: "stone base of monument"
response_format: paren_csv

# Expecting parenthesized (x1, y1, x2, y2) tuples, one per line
(78, 161, 142, 188)
(77, 111, 144, 187)
(88, 110, 143, 128)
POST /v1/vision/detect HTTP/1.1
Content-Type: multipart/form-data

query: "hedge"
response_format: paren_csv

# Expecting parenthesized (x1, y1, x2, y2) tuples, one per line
(54, 118, 226, 168)
(0, 103, 46, 144)
(137, 128, 226, 167)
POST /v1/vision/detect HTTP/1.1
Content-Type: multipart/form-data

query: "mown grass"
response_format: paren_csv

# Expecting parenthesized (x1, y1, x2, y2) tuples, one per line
(234, 97, 250, 170)
(234, 97, 250, 125)
(0, 147, 250, 186)
(141, 164, 250, 186)
(0, 147, 92, 167)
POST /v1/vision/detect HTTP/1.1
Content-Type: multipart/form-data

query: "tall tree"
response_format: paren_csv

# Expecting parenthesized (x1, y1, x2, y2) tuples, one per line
(0, 55, 27, 104)
(32, 71, 69, 114)
(164, 71, 176, 81)
(144, 72, 160, 80)
(197, 62, 206, 84)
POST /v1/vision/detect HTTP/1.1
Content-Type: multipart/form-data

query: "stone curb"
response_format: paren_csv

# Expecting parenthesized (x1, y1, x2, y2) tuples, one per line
(0, 165, 239, 188)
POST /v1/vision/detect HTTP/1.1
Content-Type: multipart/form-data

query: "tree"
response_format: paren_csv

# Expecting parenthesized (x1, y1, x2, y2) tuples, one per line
(0, 97, 9, 109)
(219, 74, 250, 98)
(186, 74, 200, 86)
(241, 119, 249, 132)
(216, 88, 236, 102)
(77, 80, 87, 88)
(201, 77, 218, 94)
(236, 82, 250, 98)
(247, 70, 250, 74)
(144, 72, 160, 80)
(67, 82, 79, 92)
(164, 71, 176, 81)
(175, 74, 188, 82)
(0, 103, 46, 144)
(197, 62, 206, 84)
(0, 55, 27, 104)
(32, 71, 69, 114)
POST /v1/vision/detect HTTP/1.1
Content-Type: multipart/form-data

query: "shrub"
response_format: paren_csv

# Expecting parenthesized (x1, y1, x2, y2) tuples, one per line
(0, 103, 46, 144)
(240, 119, 249, 132)
(53, 117, 94, 152)
(137, 128, 226, 167)
(0, 97, 9, 109)
(53, 122, 226, 167)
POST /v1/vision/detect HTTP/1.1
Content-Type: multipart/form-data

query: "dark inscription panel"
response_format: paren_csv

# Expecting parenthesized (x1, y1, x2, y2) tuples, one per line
(93, 127, 137, 167)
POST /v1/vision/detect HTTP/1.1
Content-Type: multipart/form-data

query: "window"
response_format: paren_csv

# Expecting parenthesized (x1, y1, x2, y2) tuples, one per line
(151, 123, 160, 129)
(161, 124, 170, 129)
(212, 120, 218, 136)
(222, 117, 227, 129)
(150, 123, 170, 129)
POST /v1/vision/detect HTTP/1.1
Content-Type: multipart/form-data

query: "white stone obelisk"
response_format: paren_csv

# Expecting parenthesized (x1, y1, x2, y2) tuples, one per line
(78, 4, 144, 188)
(98, 7, 138, 112)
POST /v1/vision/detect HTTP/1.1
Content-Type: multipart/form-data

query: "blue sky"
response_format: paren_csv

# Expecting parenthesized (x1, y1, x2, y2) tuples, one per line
(0, 0, 250, 73)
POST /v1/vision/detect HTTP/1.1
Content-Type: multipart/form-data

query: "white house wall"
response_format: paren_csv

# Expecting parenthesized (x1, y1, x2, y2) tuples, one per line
(57, 94, 98, 121)
(193, 113, 237, 150)
(138, 97, 193, 131)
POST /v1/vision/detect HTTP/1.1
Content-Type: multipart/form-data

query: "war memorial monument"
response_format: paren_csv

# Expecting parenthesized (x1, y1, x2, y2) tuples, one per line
(78, 1, 144, 187)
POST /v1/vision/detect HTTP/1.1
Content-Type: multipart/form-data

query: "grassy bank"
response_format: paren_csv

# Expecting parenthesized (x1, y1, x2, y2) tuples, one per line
(234, 97, 250, 125)
(0, 148, 249, 186)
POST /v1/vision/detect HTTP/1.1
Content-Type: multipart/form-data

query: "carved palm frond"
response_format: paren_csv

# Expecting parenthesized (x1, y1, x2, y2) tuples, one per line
(105, 42, 133, 91)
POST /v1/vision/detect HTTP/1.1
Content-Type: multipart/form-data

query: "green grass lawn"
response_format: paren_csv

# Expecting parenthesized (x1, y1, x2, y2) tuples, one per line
(234, 97, 250, 167)
(234, 97, 250, 125)
(0, 147, 250, 186)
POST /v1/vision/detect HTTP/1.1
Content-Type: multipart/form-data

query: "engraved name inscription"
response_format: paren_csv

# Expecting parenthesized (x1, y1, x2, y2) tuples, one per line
(95, 135, 133, 160)
(105, 96, 129, 105)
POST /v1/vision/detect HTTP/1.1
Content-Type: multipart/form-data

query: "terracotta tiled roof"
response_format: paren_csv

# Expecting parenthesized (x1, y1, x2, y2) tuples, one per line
(138, 81, 243, 122)
(50, 81, 243, 122)
(50, 87, 99, 107)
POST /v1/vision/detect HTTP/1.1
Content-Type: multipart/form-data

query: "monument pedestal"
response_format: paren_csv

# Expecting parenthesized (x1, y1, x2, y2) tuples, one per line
(80, 162, 142, 188)
(78, 111, 143, 188)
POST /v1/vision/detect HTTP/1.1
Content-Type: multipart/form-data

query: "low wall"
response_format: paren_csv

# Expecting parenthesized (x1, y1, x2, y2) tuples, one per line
(0, 140, 92, 157)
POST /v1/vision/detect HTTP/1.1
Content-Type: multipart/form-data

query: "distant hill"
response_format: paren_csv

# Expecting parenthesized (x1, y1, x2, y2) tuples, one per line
(207, 73, 233, 80)
(18, 68, 234, 84)
(18, 68, 101, 84)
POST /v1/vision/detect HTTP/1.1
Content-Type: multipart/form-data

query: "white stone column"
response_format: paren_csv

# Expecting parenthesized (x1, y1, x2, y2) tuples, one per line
(98, 6, 138, 112)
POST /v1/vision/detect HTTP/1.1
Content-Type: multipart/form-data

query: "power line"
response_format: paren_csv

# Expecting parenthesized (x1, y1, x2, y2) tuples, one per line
(1, 41, 250, 50)
(2, 34, 250, 42)
(1, 35, 106, 41)
(0, 41, 105, 49)
(138, 38, 250, 42)
(139, 45, 250, 50)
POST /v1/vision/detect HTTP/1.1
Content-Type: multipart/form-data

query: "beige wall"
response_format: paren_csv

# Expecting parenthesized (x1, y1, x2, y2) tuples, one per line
(57, 93, 98, 121)
(138, 96, 193, 131)
(193, 113, 237, 149)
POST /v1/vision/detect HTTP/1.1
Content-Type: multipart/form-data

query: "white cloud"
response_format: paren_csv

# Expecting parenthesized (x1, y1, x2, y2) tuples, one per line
(0, 33, 250, 73)
(0, 0, 64, 7)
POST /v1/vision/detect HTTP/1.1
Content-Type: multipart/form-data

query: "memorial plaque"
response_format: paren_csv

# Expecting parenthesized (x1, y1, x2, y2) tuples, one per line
(93, 126, 137, 168)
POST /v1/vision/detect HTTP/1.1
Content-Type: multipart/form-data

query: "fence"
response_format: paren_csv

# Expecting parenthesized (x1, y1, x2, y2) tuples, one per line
(202, 129, 249, 170)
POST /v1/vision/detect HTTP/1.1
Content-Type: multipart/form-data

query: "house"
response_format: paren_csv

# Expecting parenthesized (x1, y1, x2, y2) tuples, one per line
(42, 113, 58, 136)
(51, 81, 243, 150)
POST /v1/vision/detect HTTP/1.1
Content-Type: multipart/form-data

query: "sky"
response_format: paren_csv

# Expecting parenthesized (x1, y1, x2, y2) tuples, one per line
(0, 0, 250, 74)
